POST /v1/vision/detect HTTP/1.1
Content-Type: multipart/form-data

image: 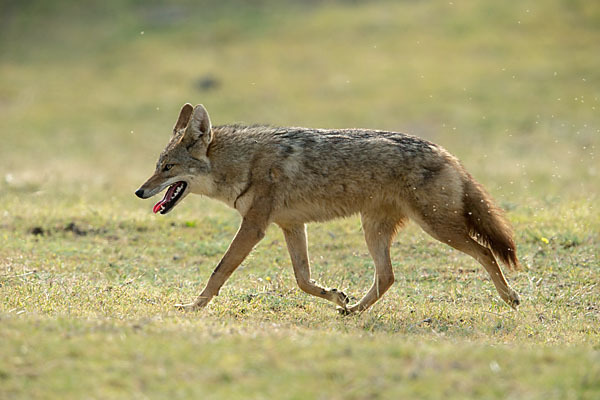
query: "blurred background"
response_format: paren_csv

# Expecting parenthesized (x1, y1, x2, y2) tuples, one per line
(1, 4, 598, 396)
(1, 0, 598, 211)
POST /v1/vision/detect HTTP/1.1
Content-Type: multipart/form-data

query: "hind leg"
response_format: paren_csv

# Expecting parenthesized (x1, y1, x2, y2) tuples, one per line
(343, 212, 405, 314)
(418, 221, 520, 308)
(451, 236, 520, 308)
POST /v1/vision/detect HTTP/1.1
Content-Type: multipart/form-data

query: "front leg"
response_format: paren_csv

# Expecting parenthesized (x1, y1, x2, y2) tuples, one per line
(176, 201, 270, 311)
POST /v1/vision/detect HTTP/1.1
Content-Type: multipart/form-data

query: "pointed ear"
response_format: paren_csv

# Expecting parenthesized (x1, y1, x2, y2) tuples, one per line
(184, 104, 212, 146)
(173, 103, 194, 134)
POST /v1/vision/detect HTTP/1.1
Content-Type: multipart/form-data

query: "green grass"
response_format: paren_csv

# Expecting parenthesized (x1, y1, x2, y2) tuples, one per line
(1, 0, 599, 398)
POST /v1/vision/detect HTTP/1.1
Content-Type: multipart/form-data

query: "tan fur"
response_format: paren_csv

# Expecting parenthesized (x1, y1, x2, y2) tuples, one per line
(136, 103, 521, 313)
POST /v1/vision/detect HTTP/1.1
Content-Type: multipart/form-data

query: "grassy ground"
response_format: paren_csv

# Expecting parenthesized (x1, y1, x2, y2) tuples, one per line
(1, 0, 599, 398)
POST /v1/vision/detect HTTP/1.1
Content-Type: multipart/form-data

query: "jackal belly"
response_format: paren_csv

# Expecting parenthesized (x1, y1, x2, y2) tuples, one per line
(271, 178, 409, 224)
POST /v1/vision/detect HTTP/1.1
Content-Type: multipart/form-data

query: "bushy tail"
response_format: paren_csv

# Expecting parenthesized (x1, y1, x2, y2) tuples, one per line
(463, 175, 520, 270)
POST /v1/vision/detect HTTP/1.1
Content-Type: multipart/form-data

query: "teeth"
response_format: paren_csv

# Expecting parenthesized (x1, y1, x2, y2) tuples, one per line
(166, 184, 184, 205)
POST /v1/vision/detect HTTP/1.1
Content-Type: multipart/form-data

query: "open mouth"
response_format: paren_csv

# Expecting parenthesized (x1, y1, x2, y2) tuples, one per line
(153, 181, 187, 214)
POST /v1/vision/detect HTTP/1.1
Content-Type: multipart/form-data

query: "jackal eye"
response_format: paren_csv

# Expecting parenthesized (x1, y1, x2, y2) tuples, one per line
(163, 164, 174, 172)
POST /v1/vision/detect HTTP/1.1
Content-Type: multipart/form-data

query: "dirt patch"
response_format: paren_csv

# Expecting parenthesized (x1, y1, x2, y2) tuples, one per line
(64, 222, 87, 236)
(29, 226, 45, 236)
(28, 221, 108, 237)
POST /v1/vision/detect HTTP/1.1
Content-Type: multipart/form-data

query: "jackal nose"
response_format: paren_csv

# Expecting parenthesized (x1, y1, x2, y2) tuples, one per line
(135, 189, 145, 199)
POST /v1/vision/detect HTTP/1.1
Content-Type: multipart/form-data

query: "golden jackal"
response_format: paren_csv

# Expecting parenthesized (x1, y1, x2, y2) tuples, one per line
(135, 103, 520, 313)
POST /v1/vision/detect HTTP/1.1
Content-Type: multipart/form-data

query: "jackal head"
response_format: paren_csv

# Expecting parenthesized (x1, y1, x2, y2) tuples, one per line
(135, 103, 214, 214)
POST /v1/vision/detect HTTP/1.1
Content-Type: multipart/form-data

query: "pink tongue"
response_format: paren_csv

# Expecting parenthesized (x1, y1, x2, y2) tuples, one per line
(153, 199, 167, 214)
(153, 184, 177, 214)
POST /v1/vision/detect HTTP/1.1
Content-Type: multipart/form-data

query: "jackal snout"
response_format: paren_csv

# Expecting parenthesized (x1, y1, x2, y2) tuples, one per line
(135, 184, 160, 199)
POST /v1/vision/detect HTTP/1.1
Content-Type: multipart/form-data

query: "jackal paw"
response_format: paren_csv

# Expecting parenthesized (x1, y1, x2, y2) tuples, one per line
(506, 289, 521, 310)
(175, 302, 200, 312)
(336, 303, 362, 316)
(330, 288, 350, 308)
(175, 297, 210, 312)
(497, 286, 521, 310)
(336, 306, 352, 316)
